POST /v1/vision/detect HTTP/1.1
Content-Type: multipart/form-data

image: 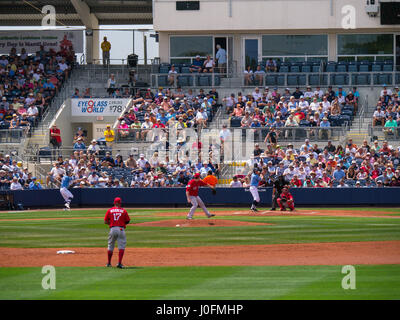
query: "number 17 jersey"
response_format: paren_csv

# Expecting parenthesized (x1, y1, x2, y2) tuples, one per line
(104, 207, 130, 228)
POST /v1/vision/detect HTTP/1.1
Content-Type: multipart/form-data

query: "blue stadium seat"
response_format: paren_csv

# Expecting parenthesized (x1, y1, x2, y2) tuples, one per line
(198, 76, 210, 86)
(359, 64, 369, 72)
(355, 74, 370, 85)
(301, 65, 311, 73)
(159, 66, 169, 73)
(298, 74, 306, 86)
(348, 64, 358, 72)
(396, 73, 400, 85)
(279, 65, 289, 73)
(309, 74, 327, 86)
(181, 66, 190, 74)
(290, 65, 300, 73)
(374, 73, 392, 85)
(337, 64, 347, 72)
(158, 75, 167, 86)
(371, 64, 382, 72)
(287, 75, 298, 86)
(383, 64, 393, 72)
(265, 75, 277, 86)
(230, 116, 242, 127)
(213, 75, 221, 86)
(325, 64, 336, 72)
(276, 75, 285, 86)
(334, 74, 348, 85)
(177, 76, 188, 86)
(311, 65, 320, 72)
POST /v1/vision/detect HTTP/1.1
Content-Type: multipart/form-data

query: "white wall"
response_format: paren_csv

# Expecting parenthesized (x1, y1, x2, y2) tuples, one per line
(154, 0, 398, 32)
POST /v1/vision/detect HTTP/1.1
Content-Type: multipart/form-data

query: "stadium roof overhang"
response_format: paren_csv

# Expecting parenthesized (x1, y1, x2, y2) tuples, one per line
(0, 0, 153, 27)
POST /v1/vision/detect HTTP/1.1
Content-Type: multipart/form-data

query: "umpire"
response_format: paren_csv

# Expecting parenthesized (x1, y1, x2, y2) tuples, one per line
(271, 175, 287, 211)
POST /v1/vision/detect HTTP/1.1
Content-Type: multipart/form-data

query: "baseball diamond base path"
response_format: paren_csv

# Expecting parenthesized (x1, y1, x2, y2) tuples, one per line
(1, 241, 400, 267)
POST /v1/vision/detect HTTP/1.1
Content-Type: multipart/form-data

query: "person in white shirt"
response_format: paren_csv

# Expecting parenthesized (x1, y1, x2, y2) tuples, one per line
(137, 154, 149, 169)
(252, 87, 262, 101)
(196, 107, 208, 127)
(309, 97, 320, 112)
(373, 106, 386, 127)
(202, 55, 215, 72)
(380, 86, 392, 97)
(46, 163, 65, 186)
(321, 96, 331, 112)
(314, 87, 324, 97)
(230, 176, 243, 187)
(298, 96, 309, 110)
(88, 172, 99, 185)
(168, 65, 178, 85)
(87, 139, 100, 154)
(10, 177, 23, 190)
(58, 59, 69, 72)
(140, 118, 153, 140)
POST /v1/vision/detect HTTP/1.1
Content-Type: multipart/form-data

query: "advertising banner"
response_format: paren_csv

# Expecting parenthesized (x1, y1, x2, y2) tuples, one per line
(71, 98, 131, 117)
(0, 30, 84, 54)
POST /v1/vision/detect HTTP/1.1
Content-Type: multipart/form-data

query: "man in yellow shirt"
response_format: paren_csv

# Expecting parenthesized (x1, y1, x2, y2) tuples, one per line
(104, 124, 115, 149)
(101, 36, 111, 66)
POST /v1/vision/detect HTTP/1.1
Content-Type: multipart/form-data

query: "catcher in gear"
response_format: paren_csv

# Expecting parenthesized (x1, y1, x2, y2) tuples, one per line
(277, 187, 295, 211)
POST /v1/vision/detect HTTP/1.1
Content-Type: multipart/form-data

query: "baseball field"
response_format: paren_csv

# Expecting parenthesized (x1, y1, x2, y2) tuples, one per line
(0, 207, 399, 300)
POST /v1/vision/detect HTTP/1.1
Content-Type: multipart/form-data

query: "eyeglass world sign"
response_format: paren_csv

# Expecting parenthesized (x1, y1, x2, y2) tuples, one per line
(71, 98, 131, 117)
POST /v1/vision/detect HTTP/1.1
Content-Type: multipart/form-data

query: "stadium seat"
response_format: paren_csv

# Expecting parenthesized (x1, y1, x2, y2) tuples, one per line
(383, 64, 393, 72)
(311, 65, 321, 73)
(336, 64, 347, 72)
(301, 65, 311, 73)
(325, 63, 336, 72)
(181, 66, 190, 74)
(396, 73, 400, 85)
(371, 64, 382, 72)
(230, 117, 242, 127)
(177, 76, 188, 87)
(355, 74, 370, 85)
(198, 76, 210, 86)
(334, 74, 348, 85)
(287, 75, 298, 86)
(158, 75, 167, 86)
(359, 64, 369, 72)
(348, 64, 358, 72)
(298, 74, 306, 86)
(159, 66, 169, 73)
(290, 65, 300, 73)
(265, 75, 277, 86)
(279, 65, 289, 73)
(276, 75, 285, 86)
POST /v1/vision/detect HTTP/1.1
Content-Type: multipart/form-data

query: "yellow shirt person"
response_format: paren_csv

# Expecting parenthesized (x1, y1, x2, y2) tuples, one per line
(101, 36, 111, 66)
(104, 125, 115, 148)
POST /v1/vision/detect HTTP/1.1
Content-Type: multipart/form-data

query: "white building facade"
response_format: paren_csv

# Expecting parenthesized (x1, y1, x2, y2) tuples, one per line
(153, 0, 400, 72)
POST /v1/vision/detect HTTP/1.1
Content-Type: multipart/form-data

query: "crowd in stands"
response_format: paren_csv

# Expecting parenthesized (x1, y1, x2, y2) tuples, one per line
(225, 85, 359, 140)
(229, 138, 400, 188)
(44, 148, 220, 189)
(372, 85, 400, 139)
(0, 153, 42, 190)
(0, 44, 74, 136)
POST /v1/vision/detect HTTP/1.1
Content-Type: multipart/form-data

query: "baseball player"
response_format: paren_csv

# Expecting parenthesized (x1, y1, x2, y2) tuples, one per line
(60, 170, 75, 210)
(271, 175, 287, 211)
(249, 168, 261, 212)
(277, 187, 295, 211)
(186, 172, 216, 220)
(104, 197, 130, 268)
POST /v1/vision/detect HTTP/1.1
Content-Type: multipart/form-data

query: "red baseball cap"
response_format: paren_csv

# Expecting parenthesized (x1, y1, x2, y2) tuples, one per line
(114, 197, 121, 204)
(194, 173, 201, 178)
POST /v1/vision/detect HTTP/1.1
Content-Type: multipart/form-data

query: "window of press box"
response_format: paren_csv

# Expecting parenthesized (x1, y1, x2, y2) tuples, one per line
(337, 34, 394, 55)
(262, 35, 328, 57)
(170, 36, 213, 58)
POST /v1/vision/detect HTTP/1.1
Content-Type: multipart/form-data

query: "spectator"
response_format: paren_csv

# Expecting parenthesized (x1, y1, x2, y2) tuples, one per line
(265, 58, 277, 72)
(190, 55, 203, 73)
(101, 36, 111, 66)
(215, 44, 227, 74)
(87, 139, 100, 155)
(168, 65, 178, 86)
(373, 106, 385, 127)
(254, 65, 266, 86)
(104, 124, 115, 149)
(202, 55, 215, 73)
(107, 74, 117, 96)
(49, 123, 62, 158)
(73, 137, 86, 151)
(230, 175, 243, 187)
(29, 177, 43, 190)
(319, 117, 331, 139)
(244, 66, 254, 86)
(10, 177, 23, 190)
(383, 115, 398, 139)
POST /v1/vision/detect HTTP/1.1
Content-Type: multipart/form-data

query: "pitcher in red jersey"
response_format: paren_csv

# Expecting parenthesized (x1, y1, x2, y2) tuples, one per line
(104, 197, 130, 268)
(186, 172, 216, 220)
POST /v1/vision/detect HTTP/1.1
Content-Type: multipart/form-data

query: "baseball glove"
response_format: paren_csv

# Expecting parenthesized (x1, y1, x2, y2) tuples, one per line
(212, 188, 217, 195)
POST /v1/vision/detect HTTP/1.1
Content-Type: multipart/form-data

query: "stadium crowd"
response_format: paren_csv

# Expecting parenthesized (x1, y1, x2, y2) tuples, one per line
(0, 44, 74, 135)
(225, 85, 359, 140)
(372, 85, 400, 139)
(234, 138, 400, 188)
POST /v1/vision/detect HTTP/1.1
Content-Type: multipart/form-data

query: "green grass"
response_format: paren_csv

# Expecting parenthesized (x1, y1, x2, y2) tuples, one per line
(1, 207, 399, 300)
(0, 265, 399, 300)
(0, 208, 399, 248)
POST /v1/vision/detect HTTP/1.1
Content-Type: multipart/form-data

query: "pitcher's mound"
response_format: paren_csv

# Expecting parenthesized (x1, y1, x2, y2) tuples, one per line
(132, 219, 273, 228)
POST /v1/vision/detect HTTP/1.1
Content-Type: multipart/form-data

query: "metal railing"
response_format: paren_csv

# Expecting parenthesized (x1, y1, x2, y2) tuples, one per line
(358, 95, 367, 133)
(368, 124, 399, 141)
(0, 129, 29, 144)
(150, 71, 400, 88)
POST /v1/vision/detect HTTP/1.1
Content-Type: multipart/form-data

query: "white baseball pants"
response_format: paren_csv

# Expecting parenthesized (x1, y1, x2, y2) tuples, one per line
(187, 196, 211, 219)
(60, 187, 73, 204)
(249, 186, 260, 202)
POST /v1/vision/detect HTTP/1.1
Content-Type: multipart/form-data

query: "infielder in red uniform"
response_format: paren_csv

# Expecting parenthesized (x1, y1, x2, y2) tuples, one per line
(277, 187, 295, 211)
(186, 173, 216, 220)
(104, 197, 130, 268)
